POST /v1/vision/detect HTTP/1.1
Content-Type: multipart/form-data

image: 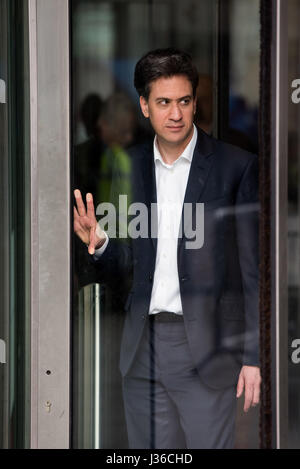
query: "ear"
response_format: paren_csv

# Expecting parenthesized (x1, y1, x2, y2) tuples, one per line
(140, 96, 149, 118)
(193, 97, 197, 115)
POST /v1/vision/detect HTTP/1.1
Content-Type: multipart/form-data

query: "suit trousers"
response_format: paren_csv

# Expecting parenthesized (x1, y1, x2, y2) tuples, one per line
(122, 316, 237, 449)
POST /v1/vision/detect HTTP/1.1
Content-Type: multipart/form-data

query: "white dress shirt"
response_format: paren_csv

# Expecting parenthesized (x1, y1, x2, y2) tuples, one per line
(148, 125, 197, 315)
(94, 125, 198, 316)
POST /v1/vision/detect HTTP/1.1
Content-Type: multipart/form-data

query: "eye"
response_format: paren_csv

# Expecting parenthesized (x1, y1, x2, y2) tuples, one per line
(181, 98, 191, 105)
(159, 99, 168, 105)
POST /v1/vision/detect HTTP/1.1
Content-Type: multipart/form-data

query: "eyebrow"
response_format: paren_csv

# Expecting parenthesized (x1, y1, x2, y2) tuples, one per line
(155, 95, 193, 102)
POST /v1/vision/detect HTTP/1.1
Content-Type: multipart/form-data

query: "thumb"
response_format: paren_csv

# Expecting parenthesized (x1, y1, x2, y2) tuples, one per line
(236, 372, 244, 398)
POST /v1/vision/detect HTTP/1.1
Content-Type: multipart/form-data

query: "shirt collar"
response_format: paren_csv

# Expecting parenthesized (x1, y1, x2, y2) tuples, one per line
(154, 124, 197, 167)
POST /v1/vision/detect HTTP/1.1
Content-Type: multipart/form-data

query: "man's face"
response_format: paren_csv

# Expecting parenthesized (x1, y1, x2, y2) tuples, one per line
(140, 75, 196, 147)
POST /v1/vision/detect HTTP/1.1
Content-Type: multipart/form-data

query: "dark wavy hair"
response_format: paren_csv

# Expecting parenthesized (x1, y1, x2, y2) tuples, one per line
(134, 48, 199, 100)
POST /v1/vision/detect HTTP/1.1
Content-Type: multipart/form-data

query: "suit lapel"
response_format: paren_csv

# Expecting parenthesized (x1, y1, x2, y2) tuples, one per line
(140, 129, 214, 251)
(178, 129, 215, 247)
(141, 143, 158, 251)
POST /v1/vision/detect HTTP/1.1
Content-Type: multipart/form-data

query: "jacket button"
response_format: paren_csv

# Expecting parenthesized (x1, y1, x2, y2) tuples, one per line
(181, 277, 187, 283)
(142, 315, 146, 321)
(149, 274, 153, 282)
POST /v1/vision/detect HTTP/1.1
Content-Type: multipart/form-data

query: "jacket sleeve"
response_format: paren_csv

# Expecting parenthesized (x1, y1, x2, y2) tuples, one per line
(89, 237, 133, 288)
(235, 155, 260, 366)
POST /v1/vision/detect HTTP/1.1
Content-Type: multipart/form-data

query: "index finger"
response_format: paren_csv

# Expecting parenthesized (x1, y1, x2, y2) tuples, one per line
(252, 381, 261, 407)
(74, 189, 86, 217)
(244, 384, 254, 413)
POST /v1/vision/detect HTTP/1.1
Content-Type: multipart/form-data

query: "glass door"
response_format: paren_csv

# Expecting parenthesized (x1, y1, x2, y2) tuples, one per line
(71, 0, 261, 449)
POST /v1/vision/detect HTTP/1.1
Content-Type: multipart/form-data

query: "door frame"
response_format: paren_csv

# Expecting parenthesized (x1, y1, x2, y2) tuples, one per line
(26, 0, 289, 449)
(28, 0, 71, 449)
(271, 0, 289, 449)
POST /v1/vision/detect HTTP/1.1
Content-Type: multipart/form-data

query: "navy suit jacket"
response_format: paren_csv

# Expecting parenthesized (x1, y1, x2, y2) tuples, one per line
(93, 127, 259, 389)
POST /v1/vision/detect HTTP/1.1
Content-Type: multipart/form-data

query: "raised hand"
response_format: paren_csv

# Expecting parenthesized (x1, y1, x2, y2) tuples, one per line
(73, 190, 106, 255)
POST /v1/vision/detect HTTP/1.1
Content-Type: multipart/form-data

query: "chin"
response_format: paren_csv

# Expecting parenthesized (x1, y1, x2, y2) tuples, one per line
(167, 129, 191, 143)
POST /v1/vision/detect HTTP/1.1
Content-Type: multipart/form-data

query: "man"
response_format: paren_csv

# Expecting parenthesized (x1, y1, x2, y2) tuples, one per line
(74, 48, 261, 449)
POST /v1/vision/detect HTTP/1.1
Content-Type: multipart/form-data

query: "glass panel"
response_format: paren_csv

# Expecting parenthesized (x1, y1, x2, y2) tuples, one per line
(0, 0, 31, 449)
(228, 0, 259, 154)
(72, 0, 261, 449)
(227, 0, 260, 450)
(288, 0, 300, 449)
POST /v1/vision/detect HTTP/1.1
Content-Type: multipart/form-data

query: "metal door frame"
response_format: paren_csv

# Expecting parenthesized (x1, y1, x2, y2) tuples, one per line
(271, 0, 289, 450)
(28, 0, 71, 449)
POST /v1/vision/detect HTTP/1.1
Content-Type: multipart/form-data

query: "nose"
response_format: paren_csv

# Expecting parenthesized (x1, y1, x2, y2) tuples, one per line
(169, 103, 182, 121)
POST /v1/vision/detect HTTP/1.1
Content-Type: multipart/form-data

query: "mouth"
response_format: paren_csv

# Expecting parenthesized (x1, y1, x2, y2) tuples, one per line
(166, 125, 184, 131)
